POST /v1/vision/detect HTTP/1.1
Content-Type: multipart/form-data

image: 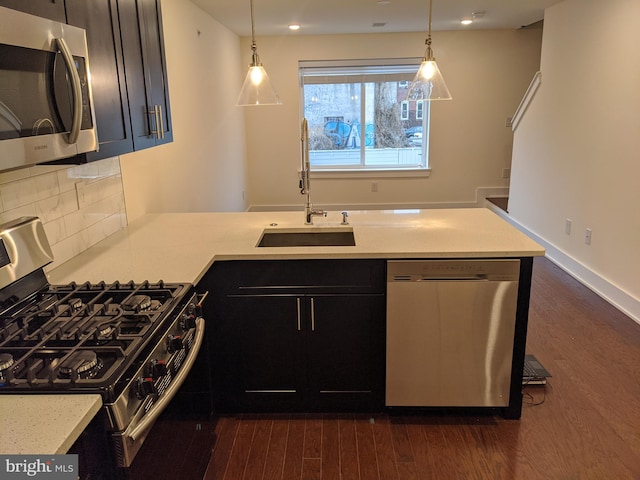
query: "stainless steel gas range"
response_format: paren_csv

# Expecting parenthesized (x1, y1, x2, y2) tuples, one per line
(0, 217, 207, 476)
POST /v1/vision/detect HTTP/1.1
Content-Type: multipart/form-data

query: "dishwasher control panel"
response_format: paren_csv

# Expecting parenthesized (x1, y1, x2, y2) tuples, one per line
(387, 259, 521, 282)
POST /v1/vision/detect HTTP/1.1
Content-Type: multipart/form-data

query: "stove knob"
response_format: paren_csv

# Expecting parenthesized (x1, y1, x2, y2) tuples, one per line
(136, 377, 156, 399)
(167, 335, 183, 353)
(179, 313, 196, 330)
(150, 359, 168, 378)
(188, 302, 203, 317)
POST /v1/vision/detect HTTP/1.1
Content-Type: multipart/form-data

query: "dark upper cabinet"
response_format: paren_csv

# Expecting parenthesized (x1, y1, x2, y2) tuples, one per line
(119, 0, 173, 150)
(66, 0, 134, 161)
(0, 0, 66, 22)
(1, 0, 172, 165)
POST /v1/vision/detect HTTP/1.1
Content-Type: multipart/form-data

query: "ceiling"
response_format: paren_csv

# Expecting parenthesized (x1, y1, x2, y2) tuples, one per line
(190, 0, 563, 37)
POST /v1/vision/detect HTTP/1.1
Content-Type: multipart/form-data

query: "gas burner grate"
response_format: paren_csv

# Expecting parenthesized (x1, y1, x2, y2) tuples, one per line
(0, 279, 190, 390)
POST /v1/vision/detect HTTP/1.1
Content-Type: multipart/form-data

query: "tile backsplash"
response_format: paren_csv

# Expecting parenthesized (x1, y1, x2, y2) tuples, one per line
(0, 157, 127, 271)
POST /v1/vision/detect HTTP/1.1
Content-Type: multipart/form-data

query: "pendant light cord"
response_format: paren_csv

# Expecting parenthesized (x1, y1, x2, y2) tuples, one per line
(249, 0, 260, 66)
(428, 0, 432, 39)
(425, 0, 434, 60)
(250, 0, 256, 45)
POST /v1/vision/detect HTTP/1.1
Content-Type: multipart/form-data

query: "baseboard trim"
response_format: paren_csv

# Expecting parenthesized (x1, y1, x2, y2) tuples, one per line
(493, 210, 640, 325)
(248, 201, 480, 212)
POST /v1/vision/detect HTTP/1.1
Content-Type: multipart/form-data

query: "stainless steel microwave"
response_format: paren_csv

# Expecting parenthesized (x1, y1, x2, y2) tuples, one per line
(0, 6, 98, 172)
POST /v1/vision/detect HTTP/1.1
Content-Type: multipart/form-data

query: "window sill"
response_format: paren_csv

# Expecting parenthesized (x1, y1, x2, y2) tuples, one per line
(310, 168, 431, 179)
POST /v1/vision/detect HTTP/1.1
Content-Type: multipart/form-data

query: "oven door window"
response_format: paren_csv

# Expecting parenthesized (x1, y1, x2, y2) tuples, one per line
(0, 43, 92, 141)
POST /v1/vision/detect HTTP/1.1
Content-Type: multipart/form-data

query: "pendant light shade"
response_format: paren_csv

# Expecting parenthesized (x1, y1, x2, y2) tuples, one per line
(407, 0, 452, 101)
(236, 0, 281, 106)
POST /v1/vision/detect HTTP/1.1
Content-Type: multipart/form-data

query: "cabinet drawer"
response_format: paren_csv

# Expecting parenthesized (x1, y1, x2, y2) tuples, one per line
(210, 259, 385, 294)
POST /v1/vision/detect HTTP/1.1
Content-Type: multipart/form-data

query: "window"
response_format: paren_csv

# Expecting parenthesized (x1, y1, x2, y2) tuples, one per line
(299, 59, 429, 172)
(416, 100, 424, 120)
(401, 101, 409, 121)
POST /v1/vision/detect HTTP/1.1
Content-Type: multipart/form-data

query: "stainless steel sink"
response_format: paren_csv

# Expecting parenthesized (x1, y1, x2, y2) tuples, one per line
(257, 228, 355, 247)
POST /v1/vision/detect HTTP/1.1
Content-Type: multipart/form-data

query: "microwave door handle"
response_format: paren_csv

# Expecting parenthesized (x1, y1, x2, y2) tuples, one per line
(55, 38, 82, 144)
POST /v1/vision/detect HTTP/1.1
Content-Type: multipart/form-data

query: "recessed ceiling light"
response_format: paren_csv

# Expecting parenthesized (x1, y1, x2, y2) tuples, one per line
(289, 24, 301, 31)
(461, 11, 485, 26)
(377, 0, 391, 5)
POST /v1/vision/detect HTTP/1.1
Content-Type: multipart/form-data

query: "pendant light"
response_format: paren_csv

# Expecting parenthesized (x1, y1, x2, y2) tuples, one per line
(236, 0, 282, 106)
(407, 0, 452, 101)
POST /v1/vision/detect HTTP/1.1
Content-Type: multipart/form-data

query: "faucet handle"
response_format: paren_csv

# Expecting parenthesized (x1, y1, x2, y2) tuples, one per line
(341, 211, 349, 225)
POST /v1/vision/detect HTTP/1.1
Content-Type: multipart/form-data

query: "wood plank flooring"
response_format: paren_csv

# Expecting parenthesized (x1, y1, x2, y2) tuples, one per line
(129, 257, 640, 479)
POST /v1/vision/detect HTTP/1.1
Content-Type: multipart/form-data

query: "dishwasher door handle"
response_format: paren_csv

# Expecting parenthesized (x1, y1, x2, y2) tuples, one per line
(418, 275, 488, 281)
(391, 275, 488, 282)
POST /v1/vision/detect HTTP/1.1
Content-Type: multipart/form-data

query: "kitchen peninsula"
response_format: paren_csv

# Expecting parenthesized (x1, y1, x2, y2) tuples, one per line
(48, 208, 544, 285)
(11, 208, 542, 455)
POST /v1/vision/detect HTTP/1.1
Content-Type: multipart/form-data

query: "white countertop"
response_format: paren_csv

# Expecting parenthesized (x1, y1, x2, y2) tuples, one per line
(0, 394, 102, 454)
(9, 208, 542, 456)
(48, 208, 544, 285)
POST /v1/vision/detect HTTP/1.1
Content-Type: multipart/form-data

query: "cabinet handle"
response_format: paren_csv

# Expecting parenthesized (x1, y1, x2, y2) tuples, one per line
(310, 297, 315, 332)
(149, 105, 164, 140)
(296, 297, 301, 331)
(157, 104, 165, 139)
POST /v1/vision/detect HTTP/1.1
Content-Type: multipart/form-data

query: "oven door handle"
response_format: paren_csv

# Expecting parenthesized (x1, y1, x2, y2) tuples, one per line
(126, 317, 205, 442)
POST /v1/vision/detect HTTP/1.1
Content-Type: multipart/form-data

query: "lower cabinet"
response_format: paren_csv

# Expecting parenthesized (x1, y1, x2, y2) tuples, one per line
(306, 293, 386, 411)
(204, 260, 386, 412)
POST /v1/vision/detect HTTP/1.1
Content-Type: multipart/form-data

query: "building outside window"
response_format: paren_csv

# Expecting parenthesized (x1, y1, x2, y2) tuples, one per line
(299, 58, 429, 172)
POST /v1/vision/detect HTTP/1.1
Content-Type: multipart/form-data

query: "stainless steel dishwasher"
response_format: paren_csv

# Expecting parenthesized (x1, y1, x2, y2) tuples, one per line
(386, 259, 520, 407)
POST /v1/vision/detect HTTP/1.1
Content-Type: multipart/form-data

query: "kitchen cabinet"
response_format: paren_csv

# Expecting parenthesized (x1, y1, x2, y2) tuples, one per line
(203, 260, 386, 412)
(66, 0, 134, 161)
(0, 0, 66, 22)
(118, 0, 173, 150)
(306, 293, 386, 410)
(1, 0, 171, 164)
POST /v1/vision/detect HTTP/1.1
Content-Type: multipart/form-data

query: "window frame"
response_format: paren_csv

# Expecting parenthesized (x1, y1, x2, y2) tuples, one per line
(299, 58, 431, 177)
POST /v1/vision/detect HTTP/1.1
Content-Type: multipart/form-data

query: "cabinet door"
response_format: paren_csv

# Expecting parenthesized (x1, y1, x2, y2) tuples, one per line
(119, 0, 173, 150)
(306, 294, 386, 411)
(66, 0, 134, 161)
(210, 295, 306, 412)
(0, 0, 66, 22)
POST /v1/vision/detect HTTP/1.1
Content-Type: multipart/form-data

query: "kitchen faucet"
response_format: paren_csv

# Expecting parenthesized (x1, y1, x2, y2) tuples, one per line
(299, 118, 327, 224)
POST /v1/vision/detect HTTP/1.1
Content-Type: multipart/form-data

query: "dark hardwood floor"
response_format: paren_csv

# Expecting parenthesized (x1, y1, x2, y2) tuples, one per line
(129, 257, 640, 479)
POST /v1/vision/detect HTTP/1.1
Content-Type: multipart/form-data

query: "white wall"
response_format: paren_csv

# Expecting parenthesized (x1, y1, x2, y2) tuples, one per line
(240, 29, 543, 211)
(509, 0, 640, 321)
(120, 0, 248, 221)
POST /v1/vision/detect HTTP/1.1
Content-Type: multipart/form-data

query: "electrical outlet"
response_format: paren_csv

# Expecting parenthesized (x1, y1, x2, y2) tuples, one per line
(75, 182, 87, 209)
(505, 116, 513, 128)
(502, 168, 510, 179)
(371, 182, 378, 192)
(585, 228, 592, 245)
(565, 219, 572, 235)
